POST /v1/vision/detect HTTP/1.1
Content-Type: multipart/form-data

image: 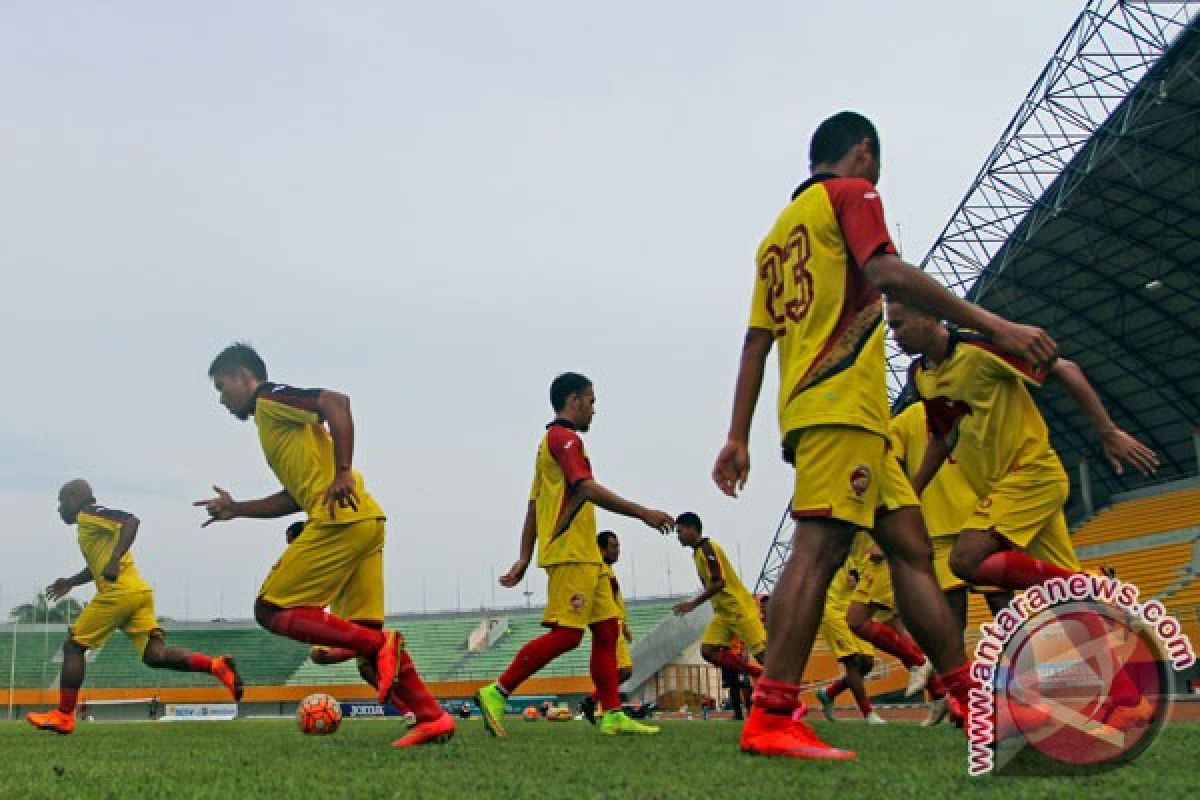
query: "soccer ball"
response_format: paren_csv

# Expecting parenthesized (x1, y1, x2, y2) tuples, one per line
(522, 706, 541, 721)
(297, 693, 342, 735)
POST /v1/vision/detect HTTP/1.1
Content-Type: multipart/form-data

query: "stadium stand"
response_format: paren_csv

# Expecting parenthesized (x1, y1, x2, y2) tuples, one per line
(1070, 486, 1200, 548)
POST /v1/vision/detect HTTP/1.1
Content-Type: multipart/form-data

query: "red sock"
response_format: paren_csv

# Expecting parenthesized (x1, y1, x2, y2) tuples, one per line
(927, 673, 946, 700)
(974, 551, 1074, 590)
(751, 677, 800, 716)
(826, 678, 847, 700)
(1076, 613, 1140, 707)
(856, 694, 873, 715)
(707, 647, 763, 677)
(186, 653, 214, 673)
(58, 687, 79, 715)
(497, 626, 584, 694)
(856, 620, 926, 668)
(266, 607, 385, 658)
(589, 619, 621, 711)
(390, 651, 443, 723)
(316, 647, 358, 663)
(939, 662, 978, 710)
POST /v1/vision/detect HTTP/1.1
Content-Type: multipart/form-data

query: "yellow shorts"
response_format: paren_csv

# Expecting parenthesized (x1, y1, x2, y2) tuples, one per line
(788, 426, 886, 529)
(616, 635, 633, 671)
(820, 604, 873, 660)
(260, 517, 386, 614)
(879, 452, 920, 513)
(70, 590, 161, 655)
(543, 563, 621, 630)
(851, 557, 895, 610)
(964, 471, 1080, 572)
(701, 610, 767, 654)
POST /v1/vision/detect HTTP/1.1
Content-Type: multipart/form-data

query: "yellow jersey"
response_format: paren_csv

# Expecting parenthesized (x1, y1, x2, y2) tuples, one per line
(600, 562, 627, 621)
(530, 420, 600, 567)
(888, 403, 979, 537)
(749, 174, 898, 440)
(76, 506, 151, 595)
(253, 383, 385, 527)
(910, 329, 1065, 495)
(692, 537, 758, 619)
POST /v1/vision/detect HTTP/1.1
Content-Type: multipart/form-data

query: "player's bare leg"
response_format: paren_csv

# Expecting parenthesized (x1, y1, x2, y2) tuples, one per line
(872, 508, 976, 716)
(141, 635, 244, 702)
(27, 638, 86, 734)
(741, 519, 856, 760)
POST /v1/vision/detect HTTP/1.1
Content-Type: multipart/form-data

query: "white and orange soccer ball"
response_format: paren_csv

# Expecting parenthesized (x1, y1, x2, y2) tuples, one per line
(522, 706, 541, 722)
(297, 693, 342, 735)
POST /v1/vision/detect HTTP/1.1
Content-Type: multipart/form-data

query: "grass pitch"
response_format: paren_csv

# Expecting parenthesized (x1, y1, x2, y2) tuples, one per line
(0, 716, 1186, 799)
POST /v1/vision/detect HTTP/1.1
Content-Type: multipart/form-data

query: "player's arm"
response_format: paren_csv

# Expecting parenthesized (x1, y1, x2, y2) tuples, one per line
(46, 567, 94, 600)
(194, 486, 302, 527)
(674, 541, 725, 615)
(499, 500, 538, 588)
(1046, 358, 1158, 476)
(911, 435, 951, 496)
(575, 480, 674, 534)
(713, 328, 773, 498)
(314, 389, 360, 518)
(100, 515, 140, 581)
(865, 254, 1056, 366)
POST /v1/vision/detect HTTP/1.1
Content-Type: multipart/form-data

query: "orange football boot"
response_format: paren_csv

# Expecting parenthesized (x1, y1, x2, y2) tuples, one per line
(212, 655, 245, 702)
(741, 706, 856, 760)
(26, 709, 75, 735)
(392, 712, 456, 748)
(374, 631, 403, 705)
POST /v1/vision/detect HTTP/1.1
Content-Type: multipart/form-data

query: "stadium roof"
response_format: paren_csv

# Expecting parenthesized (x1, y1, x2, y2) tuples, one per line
(893, 1, 1200, 523)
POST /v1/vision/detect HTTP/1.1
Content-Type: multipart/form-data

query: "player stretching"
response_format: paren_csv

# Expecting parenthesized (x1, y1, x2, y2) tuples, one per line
(476, 373, 673, 737)
(196, 343, 452, 747)
(581, 530, 635, 724)
(889, 300, 1158, 727)
(713, 111, 1058, 759)
(27, 480, 242, 735)
(673, 513, 766, 681)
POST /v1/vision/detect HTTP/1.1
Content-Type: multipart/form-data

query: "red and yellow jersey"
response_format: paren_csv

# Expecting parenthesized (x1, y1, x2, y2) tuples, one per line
(910, 329, 1064, 495)
(530, 420, 600, 567)
(888, 403, 979, 537)
(599, 561, 627, 621)
(692, 537, 758, 619)
(749, 174, 898, 439)
(253, 383, 385, 526)
(76, 506, 151, 595)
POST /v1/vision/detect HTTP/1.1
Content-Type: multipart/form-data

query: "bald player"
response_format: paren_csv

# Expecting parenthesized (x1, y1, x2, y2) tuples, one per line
(26, 480, 243, 735)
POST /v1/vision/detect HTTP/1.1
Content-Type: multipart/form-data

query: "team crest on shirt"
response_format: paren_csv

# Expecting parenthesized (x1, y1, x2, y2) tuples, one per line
(849, 465, 872, 497)
(570, 593, 586, 611)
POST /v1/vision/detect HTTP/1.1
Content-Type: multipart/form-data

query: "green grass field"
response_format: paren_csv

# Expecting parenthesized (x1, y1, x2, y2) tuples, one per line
(0, 716, 1186, 799)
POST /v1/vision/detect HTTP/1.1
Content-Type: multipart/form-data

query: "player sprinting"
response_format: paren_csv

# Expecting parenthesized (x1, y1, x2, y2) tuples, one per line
(581, 530, 635, 725)
(712, 111, 1058, 759)
(476, 372, 673, 738)
(27, 480, 243, 735)
(816, 533, 883, 725)
(195, 343, 452, 747)
(889, 300, 1159, 728)
(672, 512, 766, 681)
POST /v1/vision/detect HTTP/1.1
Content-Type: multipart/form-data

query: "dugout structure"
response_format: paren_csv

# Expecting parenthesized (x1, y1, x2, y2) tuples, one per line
(757, 0, 1200, 594)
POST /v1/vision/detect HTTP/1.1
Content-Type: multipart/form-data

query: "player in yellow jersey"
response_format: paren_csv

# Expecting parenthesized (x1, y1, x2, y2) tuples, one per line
(844, 540, 928, 694)
(581, 530, 635, 725)
(673, 513, 766, 680)
(196, 343, 452, 748)
(815, 532, 883, 724)
(26, 480, 242, 735)
(476, 373, 673, 738)
(888, 302, 1159, 728)
(712, 111, 1058, 759)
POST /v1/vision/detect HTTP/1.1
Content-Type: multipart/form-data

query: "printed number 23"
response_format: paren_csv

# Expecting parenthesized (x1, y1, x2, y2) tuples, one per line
(759, 224, 813, 331)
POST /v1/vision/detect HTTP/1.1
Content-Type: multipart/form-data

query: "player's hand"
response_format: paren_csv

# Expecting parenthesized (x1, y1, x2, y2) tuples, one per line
(101, 563, 119, 582)
(46, 578, 73, 601)
(673, 600, 695, 616)
(1100, 428, 1159, 476)
(639, 509, 674, 535)
(194, 485, 238, 527)
(991, 320, 1057, 370)
(322, 469, 360, 519)
(499, 558, 530, 588)
(712, 438, 750, 498)
(623, 624, 634, 643)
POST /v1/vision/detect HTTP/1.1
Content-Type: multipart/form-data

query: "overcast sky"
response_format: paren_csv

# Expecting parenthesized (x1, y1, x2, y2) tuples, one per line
(2, 2, 1084, 620)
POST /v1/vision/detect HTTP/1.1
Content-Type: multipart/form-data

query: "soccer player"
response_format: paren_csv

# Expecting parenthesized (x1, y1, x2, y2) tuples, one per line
(581, 530, 634, 724)
(816, 533, 883, 725)
(26, 480, 243, 735)
(889, 300, 1159, 726)
(475, 372, 673, 738)
(195, 343, 452, 747)
(712, 110, 1058, 758)
(672, 512, 766, 680)
(844, 540, 928, 697)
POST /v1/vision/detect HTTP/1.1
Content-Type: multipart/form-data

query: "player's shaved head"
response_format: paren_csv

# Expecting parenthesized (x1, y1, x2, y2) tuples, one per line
(57, 479, 95, 524)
